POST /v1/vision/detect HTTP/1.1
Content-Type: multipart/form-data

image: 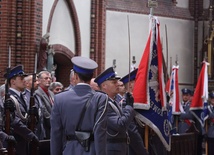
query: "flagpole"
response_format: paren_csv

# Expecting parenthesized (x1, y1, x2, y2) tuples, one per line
(144, 0, 158, 151)
(204, 52, 208, 155)
(165, 24, 169, 76)
(127, 15, 131, 93)
(205, 119, 208, 155)
(175, 55, 179, 133)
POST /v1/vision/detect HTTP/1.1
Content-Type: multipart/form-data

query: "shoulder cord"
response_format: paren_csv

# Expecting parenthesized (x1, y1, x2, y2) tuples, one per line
(106, 100, 121, 137)
(10, 95, 28, 122)
(93, 94, 108, 133)
(108, 101, 121, 117)
(208, 105, 213, 114)
(76, 93, 95, 131)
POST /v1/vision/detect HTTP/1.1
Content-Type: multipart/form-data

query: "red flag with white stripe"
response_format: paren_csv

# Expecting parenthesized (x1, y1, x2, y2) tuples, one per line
(133, 17, 170, 151)
(133, 18, 167, 110)
(190, 61, 209, 126)
(168, 65, 182, 114)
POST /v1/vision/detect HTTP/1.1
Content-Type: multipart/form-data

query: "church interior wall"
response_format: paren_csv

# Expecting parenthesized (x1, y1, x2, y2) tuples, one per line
(203, 0, 210, 9)
(197, 20, 211, 73)
(176, 0, 189, 8)
(105, 10, 194, 87)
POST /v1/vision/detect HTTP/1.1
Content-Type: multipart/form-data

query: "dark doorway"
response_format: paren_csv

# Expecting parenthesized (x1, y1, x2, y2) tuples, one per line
(54, 52, 72, 88)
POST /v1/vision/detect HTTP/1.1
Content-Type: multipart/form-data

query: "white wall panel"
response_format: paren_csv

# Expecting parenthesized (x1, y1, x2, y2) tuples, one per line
(106, 11, 194, 86)
(176, 0, 189, 8)
(73, 0, 91, 57)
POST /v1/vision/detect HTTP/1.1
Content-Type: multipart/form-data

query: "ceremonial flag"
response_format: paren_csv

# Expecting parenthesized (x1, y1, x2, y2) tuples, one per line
(190, 61, 209, 127)
(168, 65, 182, 115)
(166, 65, 183, 133)
(133, 17, 171, 151)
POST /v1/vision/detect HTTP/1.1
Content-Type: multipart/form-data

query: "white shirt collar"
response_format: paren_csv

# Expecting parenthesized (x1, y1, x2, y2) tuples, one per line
(10, 88, 21, 97)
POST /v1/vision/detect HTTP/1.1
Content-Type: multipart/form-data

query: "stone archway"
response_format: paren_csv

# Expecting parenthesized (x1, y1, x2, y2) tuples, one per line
(53, 44, 74, 88)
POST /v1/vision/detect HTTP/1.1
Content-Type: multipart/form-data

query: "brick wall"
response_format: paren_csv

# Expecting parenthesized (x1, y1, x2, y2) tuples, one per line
(0, 0, 42, 85)
(0, 0, 16, 84)
(90, 0, 106, 76)
(106, 0, 193, 20)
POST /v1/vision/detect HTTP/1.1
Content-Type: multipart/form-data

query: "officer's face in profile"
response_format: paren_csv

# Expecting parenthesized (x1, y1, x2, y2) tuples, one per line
(101, 79, 119, 98)
(118, 81, 126, 95)
(24, 75, 39, 90)
(210, 98, 214, 105)
(34, 77, 39, 90)
(11, 75, 25, 92)
(125, 80, 135, 94)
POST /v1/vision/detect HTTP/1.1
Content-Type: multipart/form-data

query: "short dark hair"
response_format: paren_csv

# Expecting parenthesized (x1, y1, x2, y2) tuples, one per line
(8, 76, 19, 86)
(74, 70, 93, 83)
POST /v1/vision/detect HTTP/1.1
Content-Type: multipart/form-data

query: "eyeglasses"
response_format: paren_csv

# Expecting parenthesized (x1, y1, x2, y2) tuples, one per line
(55, 88, 62, 91)
(42, 77, 52, 80)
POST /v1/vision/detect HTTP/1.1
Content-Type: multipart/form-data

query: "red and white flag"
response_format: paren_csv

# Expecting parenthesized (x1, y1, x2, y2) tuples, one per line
(168, 65, 182, 114)
(133, 17, 170, 151)
(190, 61, 209, 126)
(133, 18, 167, 110)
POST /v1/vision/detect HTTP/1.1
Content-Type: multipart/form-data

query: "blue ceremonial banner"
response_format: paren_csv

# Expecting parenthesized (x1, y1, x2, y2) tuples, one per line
(135, 101, 171, 151)
(134, 17, 171, 151)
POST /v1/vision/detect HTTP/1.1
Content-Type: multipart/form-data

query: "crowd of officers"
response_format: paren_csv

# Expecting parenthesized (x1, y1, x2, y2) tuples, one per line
(0, 56, 214, 155)
(176, 88, 214, 155)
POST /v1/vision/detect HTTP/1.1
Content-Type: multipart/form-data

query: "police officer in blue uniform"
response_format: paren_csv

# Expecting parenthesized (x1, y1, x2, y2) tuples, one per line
(0, 97, 16, 150)
(119, 69, 149, 155)
(207, 91, 214, 154)
(178, 88, 194, 134)
(4, 65, 39, 155)
(181, 88, 191, 109)
(179, 88, 204, 155)
(51, 56, 108, 155)
(95, 67, 135, 155)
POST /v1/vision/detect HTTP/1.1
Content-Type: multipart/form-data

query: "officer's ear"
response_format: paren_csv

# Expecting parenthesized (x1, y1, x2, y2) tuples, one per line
(73, 72, 80, 84)
(101, 81, 109, 90)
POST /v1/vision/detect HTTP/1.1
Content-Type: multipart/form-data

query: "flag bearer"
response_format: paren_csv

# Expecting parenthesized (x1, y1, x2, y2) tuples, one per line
(119, 68, 149, 155)
(207, 91, 214, 155)
(178, 88, 194, 133)
(95, 67, 135, 155)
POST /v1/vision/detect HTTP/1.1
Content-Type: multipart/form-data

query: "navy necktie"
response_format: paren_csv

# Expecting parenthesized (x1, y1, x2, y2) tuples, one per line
(20, 94, 27, 112)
